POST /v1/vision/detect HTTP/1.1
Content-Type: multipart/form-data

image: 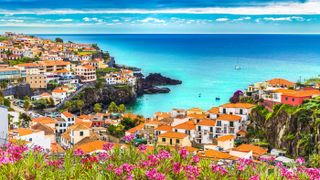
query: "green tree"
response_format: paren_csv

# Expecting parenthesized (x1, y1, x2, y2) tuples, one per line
(108, 101, 118, 113)
(0, 81, 8, 89)
(33, 99, 48, 109)
(64, 101, 72, 111)
(3, 98, 10, 108)
(94, 103, 102, 113)
(48, 97, 55, 107)
(309, 153, 320, 168)
(76, 100, 84, 114)
(55, 37, 63, 43)
(19, 113, 31, 128)
(23, 99, 31, 111)
(118, 104, 126, 113)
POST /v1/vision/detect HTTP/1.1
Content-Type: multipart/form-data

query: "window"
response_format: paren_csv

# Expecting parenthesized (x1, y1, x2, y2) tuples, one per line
(210, 127, 213, 132)
(80, 131, 84, 136)
(175, 129, 178, 132)
(176, 139, 180, 144)
(223, 108, 226, 113)
(240, 109, 243, 114)
(29, 138, 32, 142)
(198, 126, 201, 131)
(162, 138, 166, 142)
(217, 121, 221, 126)
(285, 97, 288, 101)
(230, 122, 234, 127)
(292, 98, 295, 102)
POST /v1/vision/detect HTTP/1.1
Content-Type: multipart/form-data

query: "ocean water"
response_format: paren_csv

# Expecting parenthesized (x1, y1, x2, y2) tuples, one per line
(39, 34, 320, 117)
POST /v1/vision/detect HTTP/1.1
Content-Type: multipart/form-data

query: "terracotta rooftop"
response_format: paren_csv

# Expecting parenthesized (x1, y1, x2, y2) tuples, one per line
(217, 114, 242, 121)
(158, 132, 187, 139)
(75, 140, 106, 154)
(62, 111, 74, 118)
(216, 135, 235, 142)
(31, 123, 54, 135)
(174, 121, 196, 130)
(198, 149, 238, 160)
(221, 103, 255, 109)
(267, 78, 295, 87)
(32, 117, 57, 124)
(14, 128, 34, 136)
(207, 107, 219, 114)
(233, 144, 268, 157)
(197, 119, 216, 126)
(127, 123, 145, 134)
(155, 125, 173, 131)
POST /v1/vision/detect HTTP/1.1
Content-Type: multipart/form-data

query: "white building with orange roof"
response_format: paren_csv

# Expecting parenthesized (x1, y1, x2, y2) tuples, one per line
(154, 124, 173, 136)
(154, 112, 171, 120)
(157, 132, 191, 147)
(186, 107, 204, 115)
(61, 111, 75, 127)
(10, 128, 51, 150)
(52, 88, 67, 104)
(173, 120, 196, 141)
(125, 123, 145, 136)
(219, 103, 255, 121)
(230, 144, 267, 159)
(171, 108, 186, 118)
(31, 117, 57, 129)
(31, 123, 56, 143)
(74, 65, 96, 83)
(216, 135, 235, 150)
(195, 119, 216, 144)
(39, 60, 71, 73)
(15, 63, 43, 75)
(60, 124, 90, 148)
(207, 107, 219, 119)
(215, 114, 242, 137)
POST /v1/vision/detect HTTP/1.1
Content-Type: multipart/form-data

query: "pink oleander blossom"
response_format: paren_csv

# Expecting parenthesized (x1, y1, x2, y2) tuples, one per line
(73, 148, 84, 156)
(97, 152, 110, 161)
(145, 168, 166, 180)
(192, 155, 199, 164)
(211, 164, 227, 175)
(103, 142, 114, 151)
(114, 167, 123, 176)
(123, 134, 135, 142)
(47, 159, 63, 168)
(249, 175, 260, 180)
(172, 162, 181, 174)
(157, 150, 171, 160)
(179, 147, 188, 159)
(138, 144, 147, 152)
(121, 163, 134, 174)
(184, 165, 200, 180)
(32, 145, 44, 153)
(295, 157, 305, 165)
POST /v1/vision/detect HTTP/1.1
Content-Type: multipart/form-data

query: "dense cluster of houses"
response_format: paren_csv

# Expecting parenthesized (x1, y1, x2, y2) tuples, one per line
(0, 32, 137, 105)
(246, 78, 320, 110)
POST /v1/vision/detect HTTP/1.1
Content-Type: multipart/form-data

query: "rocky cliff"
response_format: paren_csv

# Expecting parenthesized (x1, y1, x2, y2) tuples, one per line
(248, 103, 320, 158)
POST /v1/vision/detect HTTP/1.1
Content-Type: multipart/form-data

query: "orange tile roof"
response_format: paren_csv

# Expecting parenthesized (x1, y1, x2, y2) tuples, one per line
(217, 114, 242, 121)
(0, 67, 20, 72)
(207, 107, 219, 114)
(40, 60, 70, 66)
(154, 112, 171, 119)
(267, 78, 295, 87)
(158, 132, 187, 139)
(233, 144, 267, 156)
(198, 149, 237, 160)
(221, 103, 255, 109)
(174, 121, 196, 130)
(197, 119, 216, 126)
(15, 128, 33, 136)
(237, 130, 247, 136)
(32, 117, 57, 124)
(16, 63, 39, 67)
(78, 114, 91, 120)
(278, 89, 320, 98)
(55, 69, 69, 73)
(127, 123, 145, 134)
(69, 123, 90, 131)
(74, 119, 92, 128)
(51, 142, 65, 153)
(216, 135, 235, 142)
(75, 140, 106, 154)
(52, 89, 67, 93)
(155, 125, 173, 131)
(62, 111, 74, 118)
(187, 107, 203, 113)
(40, 92, 51, 97)
(145, 120, 163, 125)
(187, 113, 207, 119)
(82, 65, 95, 69)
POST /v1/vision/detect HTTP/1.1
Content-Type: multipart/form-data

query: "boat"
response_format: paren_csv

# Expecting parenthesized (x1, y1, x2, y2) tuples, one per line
(198, 93, 202, 97)
(235, 65, 241, 70)
(215, 97, 220, 101)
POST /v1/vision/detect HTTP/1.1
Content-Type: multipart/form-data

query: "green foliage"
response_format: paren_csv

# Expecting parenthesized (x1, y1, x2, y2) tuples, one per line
(0, 81, 8, 89)
(309, 153, 320, 168)
(118, 104, 126, 113)
(96, 67, 120, 77)
(0, 36, 8, 42)
(63, 101, 72, 111)
(108, 101, 119, 113)
(5, 57, 39, 66)
(47, 80, 59, 91)
(76, 100, 84, 114)
(19, 113, 31, 128)
(93, 103, 102, 113)
(33, 99, 48, 109)
(107, 124, 125, 138)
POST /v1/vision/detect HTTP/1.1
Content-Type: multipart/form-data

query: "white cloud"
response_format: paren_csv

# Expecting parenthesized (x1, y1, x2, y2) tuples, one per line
(56, 18, 73, 22)
(216, 18, 229, 22)
(263, 16, 305, 21)
(0, 1, 320, 15)
(82, 17, 103, 23)
(138, 18, 165, 23)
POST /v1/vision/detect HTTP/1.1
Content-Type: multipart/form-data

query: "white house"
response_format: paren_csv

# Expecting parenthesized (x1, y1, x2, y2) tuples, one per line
(195, 119, 216, 144)
(219, 103, 255, 121)
(216, 135, 235, 150)
(215, 114, 242, 137)
(173, 121, 196, 141)
(11, 128, 51, 150)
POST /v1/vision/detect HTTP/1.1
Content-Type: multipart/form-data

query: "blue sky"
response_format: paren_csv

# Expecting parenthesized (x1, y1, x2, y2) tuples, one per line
(0, 0, 319, 34)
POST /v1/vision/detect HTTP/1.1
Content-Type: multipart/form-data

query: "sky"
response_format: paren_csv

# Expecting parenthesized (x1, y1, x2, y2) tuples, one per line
(0, 0, 319, 34)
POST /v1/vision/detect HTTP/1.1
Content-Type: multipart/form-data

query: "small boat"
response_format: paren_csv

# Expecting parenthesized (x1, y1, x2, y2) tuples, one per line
(215, 97, 220, 101)
(198, 93, 202, 97)
(235, 65, 241, 70)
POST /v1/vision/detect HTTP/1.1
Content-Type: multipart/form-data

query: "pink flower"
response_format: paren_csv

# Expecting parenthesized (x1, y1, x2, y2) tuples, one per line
(295, 157, 305, 165)
(73, 148, 84, 156)
(107, 164, 114, 171)
(123, 134, 135, 142)
(47, 159, 63, 168)
(184, 165, 200, 180)
(211, 164, 227, 175)
(97, 152, 110, 161)
(32, 145, 44, 153)
(249, 175, 260, 180)
(121, 163, 134, 174)
(172, 162, 181, 174)
(145, 168, 166, 180)
(157, 150, 171, 160)
(138, 144, 147, 152)
(103, 142, 114, 151)
(114, 167, 123, 176)
(179, 147, 188, 159)
(192, 156, 199, 164)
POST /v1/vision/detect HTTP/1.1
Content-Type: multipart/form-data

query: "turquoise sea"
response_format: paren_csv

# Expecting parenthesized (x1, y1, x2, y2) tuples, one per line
(39, 34, 320, 117)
